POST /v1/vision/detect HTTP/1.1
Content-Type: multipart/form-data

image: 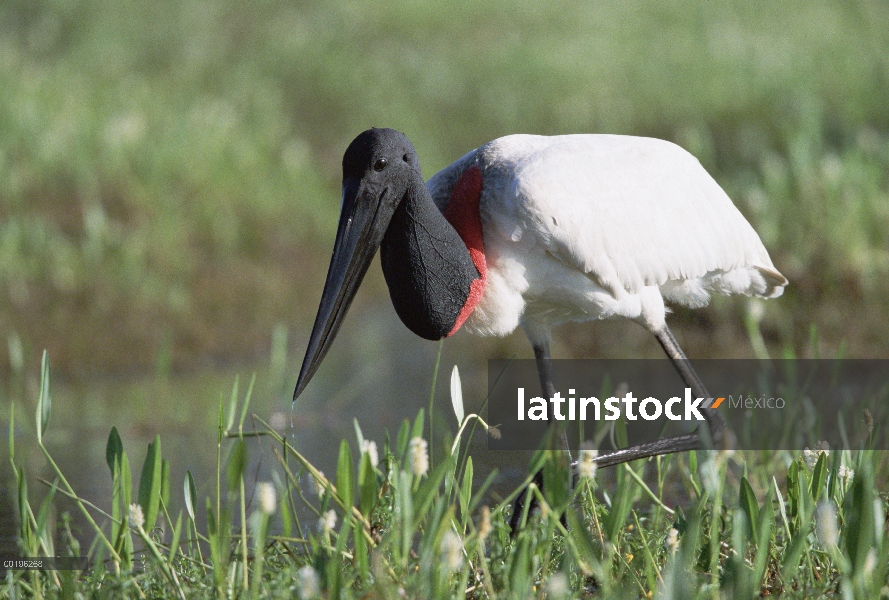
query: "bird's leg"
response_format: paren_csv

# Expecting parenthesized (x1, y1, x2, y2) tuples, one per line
(653, 325, 726, 442)
(532, 341, 574, 461)
(588, 326, 726, 469)
(509, 340, 573, 533)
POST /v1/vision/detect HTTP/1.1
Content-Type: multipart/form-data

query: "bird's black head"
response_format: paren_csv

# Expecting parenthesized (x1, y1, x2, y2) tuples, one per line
(293, 128, 423, 401)
(342, 127, 420, 182)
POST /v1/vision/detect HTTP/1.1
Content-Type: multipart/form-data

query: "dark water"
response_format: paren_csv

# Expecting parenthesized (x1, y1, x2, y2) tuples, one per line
(0, 307, 534, 557)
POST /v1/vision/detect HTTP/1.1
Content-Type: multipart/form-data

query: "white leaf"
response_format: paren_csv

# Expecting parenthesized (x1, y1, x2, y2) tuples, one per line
(450, 365, 465, 424)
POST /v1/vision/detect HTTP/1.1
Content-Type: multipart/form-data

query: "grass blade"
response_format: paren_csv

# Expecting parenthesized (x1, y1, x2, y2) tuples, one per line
(810, 451, 828, 503)
(739, 477, 759, 539)
(36, 350, 51, 442)
(138, 435, 163, 532)
(184, 471, 197, 521)
(227, 439, 247, 492)
(337, 440, 354, 509)
(106, 427, 123, 477)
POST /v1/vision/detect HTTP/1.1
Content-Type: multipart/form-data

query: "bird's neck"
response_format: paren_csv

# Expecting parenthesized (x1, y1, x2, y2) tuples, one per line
(380, 167, 487, 340)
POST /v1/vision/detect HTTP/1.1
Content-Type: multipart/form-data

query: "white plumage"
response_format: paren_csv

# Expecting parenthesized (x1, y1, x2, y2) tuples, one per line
(426, 134, 786, 344)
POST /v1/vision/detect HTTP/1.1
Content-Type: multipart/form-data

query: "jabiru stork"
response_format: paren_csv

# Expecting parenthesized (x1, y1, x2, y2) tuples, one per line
(293, 127, 786, 467)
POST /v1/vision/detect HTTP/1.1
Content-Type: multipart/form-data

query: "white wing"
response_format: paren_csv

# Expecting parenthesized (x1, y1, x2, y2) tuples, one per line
(476, 134, 785, 305)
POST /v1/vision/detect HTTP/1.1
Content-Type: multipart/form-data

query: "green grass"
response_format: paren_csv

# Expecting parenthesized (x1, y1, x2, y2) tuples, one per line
(6, 353, 889, 598)
(1, 0, 889, 374)
(3, 3, 888, 596)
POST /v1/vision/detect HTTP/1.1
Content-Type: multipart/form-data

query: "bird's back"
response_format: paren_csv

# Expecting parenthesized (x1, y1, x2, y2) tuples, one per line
(422, 134, 765, 466)
(428, 134, 786, 307)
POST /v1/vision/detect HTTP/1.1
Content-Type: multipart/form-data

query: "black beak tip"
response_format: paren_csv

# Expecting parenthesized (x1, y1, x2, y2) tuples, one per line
(292, 360, 314, 402)
(291, 381, 303, 403)
(292, 380, 309, 403)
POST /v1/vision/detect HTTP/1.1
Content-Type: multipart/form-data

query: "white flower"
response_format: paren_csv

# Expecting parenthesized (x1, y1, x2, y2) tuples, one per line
(545, 572, 569, 597)
(838, 464, 854, 483)
(577, 442, 598, 480)
(318, 509, 337, 533)
(665, 528, 679, 554)
(815, 501, 838, 548)
(297, 565, 320, 599)
(803, 441, 830, 469)
(409, 437, 429, 476)
(478, 506, 492, 542)
(440, 531, 463, 572)
(700, 460, 720, 494)
(128, 503, 145, 529)
(864, 549, 877, 577)
(257, 482, 276, 515)
(361, 439, 379, 468)
(310, 471, 326, 497)
(802, 450, 818, 468)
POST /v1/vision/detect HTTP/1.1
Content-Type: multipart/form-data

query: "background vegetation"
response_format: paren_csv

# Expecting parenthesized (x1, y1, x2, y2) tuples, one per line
(2, 1, 889, 596)
(1, 0, 888, 378)
(7, 359, 889, 598)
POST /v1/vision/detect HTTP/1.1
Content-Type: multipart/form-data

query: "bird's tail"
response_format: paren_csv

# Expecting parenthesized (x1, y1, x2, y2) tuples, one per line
(754, 265, 788, 298)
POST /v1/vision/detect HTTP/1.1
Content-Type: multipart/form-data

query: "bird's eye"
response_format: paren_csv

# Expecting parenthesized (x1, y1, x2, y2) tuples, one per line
(374, 158, 388, 172)
(403, 154, 410, 162)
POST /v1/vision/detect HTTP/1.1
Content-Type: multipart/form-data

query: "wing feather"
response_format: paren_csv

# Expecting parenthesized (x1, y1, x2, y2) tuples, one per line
(478, 134, 782, 298)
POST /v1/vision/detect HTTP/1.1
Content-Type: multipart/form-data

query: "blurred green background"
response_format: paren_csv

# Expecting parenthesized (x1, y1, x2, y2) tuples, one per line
(2, 0, 889, 381)
(1, 0, 889, 555)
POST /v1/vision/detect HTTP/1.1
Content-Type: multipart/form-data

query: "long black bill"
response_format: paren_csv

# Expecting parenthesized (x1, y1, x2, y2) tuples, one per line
(293, 178, 395, 401)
